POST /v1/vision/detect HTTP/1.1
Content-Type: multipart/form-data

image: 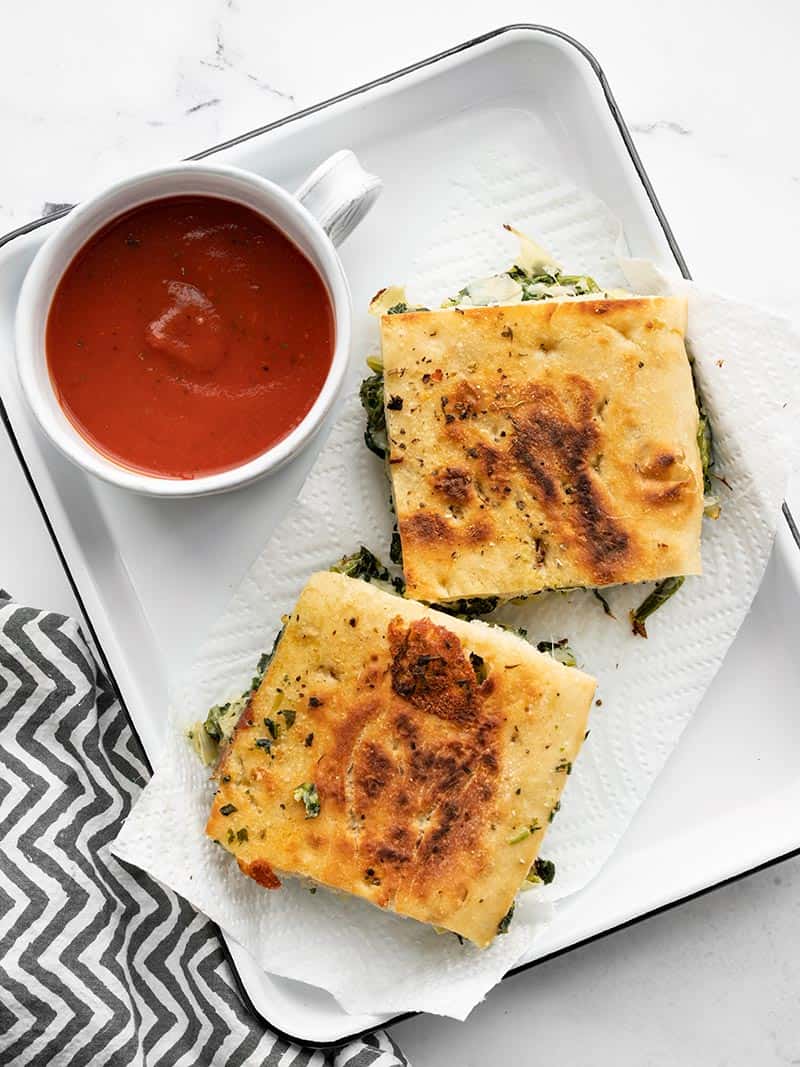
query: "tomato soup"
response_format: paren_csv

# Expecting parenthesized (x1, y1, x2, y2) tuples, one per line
(46, 196, 334, 478)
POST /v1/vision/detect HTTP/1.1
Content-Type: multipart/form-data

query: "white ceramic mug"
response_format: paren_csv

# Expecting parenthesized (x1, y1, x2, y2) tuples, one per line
(14, 150, 381, 497)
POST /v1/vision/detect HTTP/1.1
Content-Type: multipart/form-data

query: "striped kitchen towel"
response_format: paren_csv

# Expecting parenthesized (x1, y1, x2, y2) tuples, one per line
(0, 592, 409, 1066)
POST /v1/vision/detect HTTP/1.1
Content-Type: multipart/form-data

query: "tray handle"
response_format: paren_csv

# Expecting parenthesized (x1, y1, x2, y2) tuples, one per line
(295, 150, 382, 247)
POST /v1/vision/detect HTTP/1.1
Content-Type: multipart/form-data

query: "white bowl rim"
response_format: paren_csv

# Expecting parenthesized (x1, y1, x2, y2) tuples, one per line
(14, 160, 352, 497)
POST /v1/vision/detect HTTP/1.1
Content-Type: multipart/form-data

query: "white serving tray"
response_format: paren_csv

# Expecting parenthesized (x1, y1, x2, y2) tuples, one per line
(2, 25, 799, 1047)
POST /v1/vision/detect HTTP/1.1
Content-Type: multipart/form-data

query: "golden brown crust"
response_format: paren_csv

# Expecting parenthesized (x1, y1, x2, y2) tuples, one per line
(380, 297, 703, 602)
(507, 377, 634, 584)
(431, 466, 473, 505)
(205, 571, 596, 947)
(238, 858, 281, 889)
(388, 617, 484, 725)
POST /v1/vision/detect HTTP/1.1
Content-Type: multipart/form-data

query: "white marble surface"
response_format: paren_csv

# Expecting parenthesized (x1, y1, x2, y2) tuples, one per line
(2, 1, 799, 1062)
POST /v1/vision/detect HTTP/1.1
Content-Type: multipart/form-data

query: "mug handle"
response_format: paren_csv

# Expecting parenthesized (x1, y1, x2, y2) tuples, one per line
(295, 150, 382, 248)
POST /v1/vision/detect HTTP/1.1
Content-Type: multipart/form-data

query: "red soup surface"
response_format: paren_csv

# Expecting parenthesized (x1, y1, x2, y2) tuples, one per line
(46, 196, 334, 478)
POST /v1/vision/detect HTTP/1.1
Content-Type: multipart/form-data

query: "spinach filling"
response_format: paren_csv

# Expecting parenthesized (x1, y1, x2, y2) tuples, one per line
(331, 546, 405, 595)
(445, 262, 603, 306)
(435, 596, 500, 618)
(293, 781, 321, 819)
(630, 576, 685, 639)
(359, 356, 388, 460)
(535, 639, 577, 668)
(389, 526, 403, 566)
(527, 857, 556, 885)
(187, 625, 286, 767)
(696, 389, 720, 520)
(496, 903, 515, 935)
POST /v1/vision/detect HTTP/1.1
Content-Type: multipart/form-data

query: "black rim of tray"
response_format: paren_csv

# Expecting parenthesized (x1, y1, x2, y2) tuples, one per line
(1, 22, 799, 1050)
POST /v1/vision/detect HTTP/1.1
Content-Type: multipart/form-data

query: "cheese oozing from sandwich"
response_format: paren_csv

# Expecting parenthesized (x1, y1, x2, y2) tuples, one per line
(380, 296, 703, 603)
(206, 571, 596, 947)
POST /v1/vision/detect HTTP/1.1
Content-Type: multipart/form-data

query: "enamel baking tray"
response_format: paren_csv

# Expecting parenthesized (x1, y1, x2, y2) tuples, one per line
(2, 25, 799, 1048)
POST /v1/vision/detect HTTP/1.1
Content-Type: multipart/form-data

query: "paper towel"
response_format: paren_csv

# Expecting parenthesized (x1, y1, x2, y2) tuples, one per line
(113, 162, 799, 1019)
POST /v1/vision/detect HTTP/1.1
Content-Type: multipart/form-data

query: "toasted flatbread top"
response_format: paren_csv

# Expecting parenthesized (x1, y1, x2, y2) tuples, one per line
(380, 297, 703, 603)
(206, 571, 595, 947)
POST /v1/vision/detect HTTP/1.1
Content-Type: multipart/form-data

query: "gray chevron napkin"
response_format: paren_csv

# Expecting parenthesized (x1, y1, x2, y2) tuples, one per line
(0, 592, 410, 1066)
